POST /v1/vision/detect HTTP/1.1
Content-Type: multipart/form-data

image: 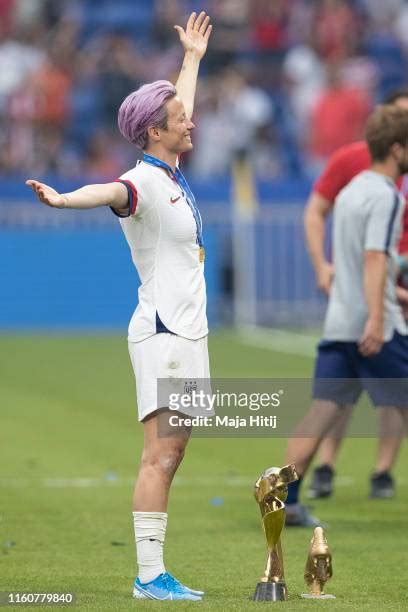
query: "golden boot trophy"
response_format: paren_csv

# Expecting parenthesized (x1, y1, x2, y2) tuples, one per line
(253, 464, 298, 602)
(301, 526, 335, 599)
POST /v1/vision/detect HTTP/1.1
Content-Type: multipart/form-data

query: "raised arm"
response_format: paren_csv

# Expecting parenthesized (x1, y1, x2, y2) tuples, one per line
(26, 179, 128, 211)
(174, 11, 212, 120)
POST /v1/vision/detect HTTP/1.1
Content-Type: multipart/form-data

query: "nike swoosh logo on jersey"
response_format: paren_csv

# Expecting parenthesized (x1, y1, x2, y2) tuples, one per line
(170, 196, 181, 204)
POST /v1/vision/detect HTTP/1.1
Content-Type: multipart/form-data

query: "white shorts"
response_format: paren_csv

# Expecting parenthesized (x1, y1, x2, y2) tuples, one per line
(128, 333, 211, 421)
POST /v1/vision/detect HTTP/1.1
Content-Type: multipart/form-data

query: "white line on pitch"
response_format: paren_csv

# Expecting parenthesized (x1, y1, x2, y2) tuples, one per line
(0, 476, 249, 488)
(0, 475, 360, 488)
(237, 326, 319, 358)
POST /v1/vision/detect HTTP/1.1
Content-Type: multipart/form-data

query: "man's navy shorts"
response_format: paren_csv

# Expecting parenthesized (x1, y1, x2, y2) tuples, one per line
(313, 331, 408, 407)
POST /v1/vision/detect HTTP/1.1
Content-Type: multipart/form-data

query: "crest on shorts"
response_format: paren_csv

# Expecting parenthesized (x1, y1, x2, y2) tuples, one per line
(184, 380, 198, 395)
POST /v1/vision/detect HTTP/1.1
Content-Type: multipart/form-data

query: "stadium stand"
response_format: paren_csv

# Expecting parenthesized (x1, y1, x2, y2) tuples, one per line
(1, 0, 408, 180)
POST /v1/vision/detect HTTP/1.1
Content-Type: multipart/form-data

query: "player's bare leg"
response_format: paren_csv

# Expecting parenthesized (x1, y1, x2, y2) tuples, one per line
(286, 400, 344, 474)
(133, 410, 191, 512)
(316, 405, 354, 467)
(374, 406, 407, 472)
(131, 410, 202, 598)
(370, 407, 408, 498)
(309, 404, 354, 498)
(285, 400, 345, 526)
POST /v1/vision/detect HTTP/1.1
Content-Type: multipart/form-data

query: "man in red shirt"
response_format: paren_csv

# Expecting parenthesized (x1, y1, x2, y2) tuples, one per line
(309, 75, 371, 160)
(303, 89, 408, 504)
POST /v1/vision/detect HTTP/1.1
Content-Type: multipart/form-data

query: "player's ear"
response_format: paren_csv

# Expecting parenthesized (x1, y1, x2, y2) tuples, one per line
(389, 142, 402, 162)
(147, 125, 161, 143)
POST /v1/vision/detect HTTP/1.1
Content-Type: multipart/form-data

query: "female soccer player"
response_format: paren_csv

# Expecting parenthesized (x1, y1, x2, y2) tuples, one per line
(27, 11, 212, 601)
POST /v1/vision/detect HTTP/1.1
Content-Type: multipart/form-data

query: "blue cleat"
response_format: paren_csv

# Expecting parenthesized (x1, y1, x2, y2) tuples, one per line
(133, 572, 203, 601)
(166, 572, 204, 596)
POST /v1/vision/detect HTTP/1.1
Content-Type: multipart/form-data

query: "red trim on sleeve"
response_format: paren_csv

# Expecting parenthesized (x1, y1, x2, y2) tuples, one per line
(124, 180, 138, 215)
(115, 179, 138, 216)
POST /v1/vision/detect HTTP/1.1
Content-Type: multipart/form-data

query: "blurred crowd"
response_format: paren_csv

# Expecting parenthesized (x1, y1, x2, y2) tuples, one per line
(1, 0, 408, 180)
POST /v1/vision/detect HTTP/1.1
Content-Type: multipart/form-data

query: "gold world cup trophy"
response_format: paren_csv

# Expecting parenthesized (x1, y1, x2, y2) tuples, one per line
(253, 464, 298, 602)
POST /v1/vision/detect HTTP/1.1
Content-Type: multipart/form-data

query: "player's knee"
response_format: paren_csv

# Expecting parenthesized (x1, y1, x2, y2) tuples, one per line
(142, 445, 185, 478)
(159, 446, 185, 475)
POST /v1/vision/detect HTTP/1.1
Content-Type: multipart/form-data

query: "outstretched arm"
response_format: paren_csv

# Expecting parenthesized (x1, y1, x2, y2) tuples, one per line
(174, 11, 212, 120)
(26, 179, 128, 211)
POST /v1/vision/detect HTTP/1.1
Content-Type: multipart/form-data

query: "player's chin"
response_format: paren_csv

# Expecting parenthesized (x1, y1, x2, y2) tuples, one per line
(179, 140, 193, 153)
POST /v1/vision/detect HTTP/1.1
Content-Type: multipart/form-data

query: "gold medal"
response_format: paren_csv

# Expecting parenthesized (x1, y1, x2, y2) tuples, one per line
(199, 246, 205, 262)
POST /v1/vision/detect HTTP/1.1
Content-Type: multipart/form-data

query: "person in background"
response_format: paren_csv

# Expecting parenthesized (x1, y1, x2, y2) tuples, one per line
(303, 88, 408, 503)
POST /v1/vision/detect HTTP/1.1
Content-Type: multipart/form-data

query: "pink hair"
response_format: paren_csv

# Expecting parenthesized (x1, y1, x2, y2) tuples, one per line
(118, 80, 177, 149)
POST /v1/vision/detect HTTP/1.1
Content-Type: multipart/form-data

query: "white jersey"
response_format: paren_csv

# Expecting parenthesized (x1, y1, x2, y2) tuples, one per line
(112, 158, 208, 342)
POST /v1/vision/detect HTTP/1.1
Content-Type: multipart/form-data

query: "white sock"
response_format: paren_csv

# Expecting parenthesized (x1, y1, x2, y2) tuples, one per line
(133, 511, 167, 584)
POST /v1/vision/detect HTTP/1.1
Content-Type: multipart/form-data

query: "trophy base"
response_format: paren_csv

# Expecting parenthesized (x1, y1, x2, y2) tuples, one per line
(300, 593, 336, 600)
(253, 581, 288, 601)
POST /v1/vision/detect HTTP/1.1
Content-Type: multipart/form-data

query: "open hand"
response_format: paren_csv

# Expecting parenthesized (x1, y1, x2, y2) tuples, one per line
(26, 180, 67, 209)
(174, 11, 212, 59)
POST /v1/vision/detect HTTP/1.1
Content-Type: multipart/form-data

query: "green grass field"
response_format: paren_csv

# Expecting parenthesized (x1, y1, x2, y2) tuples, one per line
(1, 331, 407, 610)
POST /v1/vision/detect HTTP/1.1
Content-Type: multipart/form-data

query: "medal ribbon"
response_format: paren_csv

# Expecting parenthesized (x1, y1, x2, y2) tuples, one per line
(143, 153, 203, 248)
